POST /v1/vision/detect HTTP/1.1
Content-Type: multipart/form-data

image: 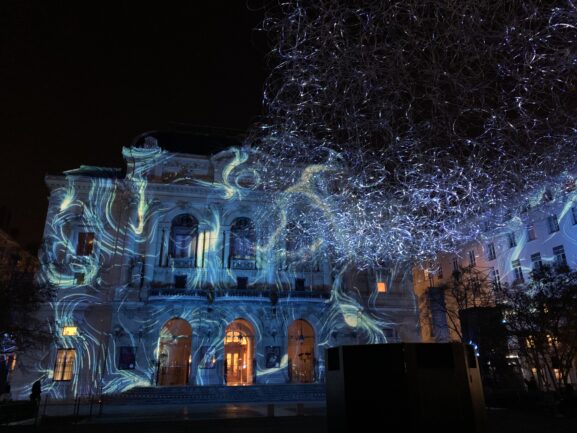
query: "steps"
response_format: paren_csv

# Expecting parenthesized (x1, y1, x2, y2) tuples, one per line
(103, 384, 326, 405)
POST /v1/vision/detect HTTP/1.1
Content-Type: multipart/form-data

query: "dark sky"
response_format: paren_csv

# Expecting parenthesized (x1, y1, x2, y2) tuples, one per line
(0, 2, 267, 248)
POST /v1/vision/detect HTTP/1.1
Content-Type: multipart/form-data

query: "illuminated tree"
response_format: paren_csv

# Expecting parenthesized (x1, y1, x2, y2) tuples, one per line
(252, 0, 577, 267)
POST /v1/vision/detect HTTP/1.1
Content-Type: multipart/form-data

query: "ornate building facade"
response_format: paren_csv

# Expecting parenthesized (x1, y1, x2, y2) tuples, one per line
(11, 130, 419, 399)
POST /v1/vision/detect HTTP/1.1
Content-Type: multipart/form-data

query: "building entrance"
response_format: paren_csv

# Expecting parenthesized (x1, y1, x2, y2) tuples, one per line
(288, 319, 315, 383)
(157, 318, 192, 386)
(224, 319, 254, 386)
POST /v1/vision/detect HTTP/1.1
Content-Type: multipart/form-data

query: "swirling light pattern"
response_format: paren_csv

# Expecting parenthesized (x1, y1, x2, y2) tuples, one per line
(13, 139, 415, 399)
(250, 0, 577, 268)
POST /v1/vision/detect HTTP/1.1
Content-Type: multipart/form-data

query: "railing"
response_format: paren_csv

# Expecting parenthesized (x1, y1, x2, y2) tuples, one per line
(168, 258, 196, 268)
(148, 287, 330, 300)
(230, 259, 257, 270)
(149, 288, 208, 298)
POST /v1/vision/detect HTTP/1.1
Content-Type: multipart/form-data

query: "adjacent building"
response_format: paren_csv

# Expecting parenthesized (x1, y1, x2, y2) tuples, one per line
(413, 183, 577, 388)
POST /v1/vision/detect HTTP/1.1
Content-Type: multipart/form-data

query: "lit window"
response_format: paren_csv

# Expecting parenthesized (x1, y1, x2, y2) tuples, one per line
(547, 215, 560, 233)
(62, 326, 78, 336)
(527, 225, 537, 241)
(486, 243, 496, 261)
(377, 281, 387, 293)
(76, 232, 95, 256)
(54, 348, 76, 381)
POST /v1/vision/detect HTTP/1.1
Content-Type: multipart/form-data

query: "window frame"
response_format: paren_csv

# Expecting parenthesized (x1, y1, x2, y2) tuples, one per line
(547, 215, 560, 234)
(512, 259, 524, 283)
(486, 243, 496, 261)
(76, 232, 95, 256)
(53, 348, 76, 381)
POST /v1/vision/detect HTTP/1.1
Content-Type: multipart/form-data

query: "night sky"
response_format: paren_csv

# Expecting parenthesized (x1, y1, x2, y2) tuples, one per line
(0, 2, 267, 248)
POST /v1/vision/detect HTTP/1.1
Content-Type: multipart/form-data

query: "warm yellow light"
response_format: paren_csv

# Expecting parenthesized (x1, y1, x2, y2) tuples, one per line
(377, 281, 387, 293)
(62, 326, 78, 336)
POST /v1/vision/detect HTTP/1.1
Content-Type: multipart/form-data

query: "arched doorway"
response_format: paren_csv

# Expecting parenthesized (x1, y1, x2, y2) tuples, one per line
(224, 319, 255, 386)
(288, 319, 315, 383)
(157, 318, 192, 386)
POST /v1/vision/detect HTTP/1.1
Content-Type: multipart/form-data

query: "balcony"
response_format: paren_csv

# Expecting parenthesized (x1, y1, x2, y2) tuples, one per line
(230, 259, 256, 270)
(147, 287, 330, 302)
(168, 258, 196, 268)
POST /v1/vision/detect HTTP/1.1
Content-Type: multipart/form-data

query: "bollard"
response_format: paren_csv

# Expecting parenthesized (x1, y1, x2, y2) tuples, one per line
(296, 403, 304, 416)
(267, 403, 275, 417)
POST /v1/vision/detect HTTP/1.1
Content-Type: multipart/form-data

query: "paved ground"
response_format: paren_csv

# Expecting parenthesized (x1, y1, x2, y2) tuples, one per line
(3, 403, 577, 432)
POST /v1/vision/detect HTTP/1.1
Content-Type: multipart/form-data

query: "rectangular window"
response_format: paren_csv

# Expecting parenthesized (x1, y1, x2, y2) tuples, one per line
(295, 278, 305, 291)
(62, 326, 78, 337)
(237, 276, 248, 290)
(452, 257, 459, 271)
(512, 259, 524, 283)
(174, 275, 187, 289)
(377, 281, 387, 293)
(553, 245, 567, 268)
(383, 328, 397, 341)
(118, 346, 136, 370)
(76, 232, 95, 256)
(527, 225, 537, 241)
(486, 243, 496, 261)
(74, 272, 85, 285)
(491, 268, 502, 291)
(54, 349, 76, 381)
(530, 253, 543, 273)
(468, 250, 476, 267)
(548, 215, 560, 233)
(572, 207, 577, 225)
(507, 232, 517, 248)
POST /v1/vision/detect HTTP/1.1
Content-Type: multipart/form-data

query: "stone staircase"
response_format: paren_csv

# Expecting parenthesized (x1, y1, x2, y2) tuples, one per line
(103, 384, 326, 405)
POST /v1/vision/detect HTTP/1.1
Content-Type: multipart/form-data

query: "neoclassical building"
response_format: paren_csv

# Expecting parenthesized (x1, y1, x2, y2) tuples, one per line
(10, 130, 419, 399)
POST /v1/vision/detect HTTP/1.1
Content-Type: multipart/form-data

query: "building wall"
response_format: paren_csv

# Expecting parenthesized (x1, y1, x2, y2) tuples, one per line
(11, 135, 419, 399)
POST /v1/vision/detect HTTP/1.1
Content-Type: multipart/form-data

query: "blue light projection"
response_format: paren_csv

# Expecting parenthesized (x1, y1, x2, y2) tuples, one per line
(19, 141, 408, 398)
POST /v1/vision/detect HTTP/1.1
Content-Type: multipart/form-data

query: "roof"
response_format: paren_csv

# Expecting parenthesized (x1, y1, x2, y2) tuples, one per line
(132, 126, 245, 156)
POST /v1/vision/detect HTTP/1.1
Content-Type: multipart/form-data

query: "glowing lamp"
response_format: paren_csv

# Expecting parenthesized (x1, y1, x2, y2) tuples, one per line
(62, 326, 78, 336)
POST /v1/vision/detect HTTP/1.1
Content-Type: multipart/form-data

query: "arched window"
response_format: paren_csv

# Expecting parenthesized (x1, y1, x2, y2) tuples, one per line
(288, 319, 315, 383)
(230, 218, 256, 261)
(285, 221, 318, 272)
(169, 214, 198, 259)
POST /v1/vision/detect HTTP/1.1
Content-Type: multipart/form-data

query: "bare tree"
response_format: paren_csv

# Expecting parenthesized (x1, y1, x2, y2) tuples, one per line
(499, 266, 577, 391)
(0, 273, 54, 394)
(426, 266, 515, 388)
